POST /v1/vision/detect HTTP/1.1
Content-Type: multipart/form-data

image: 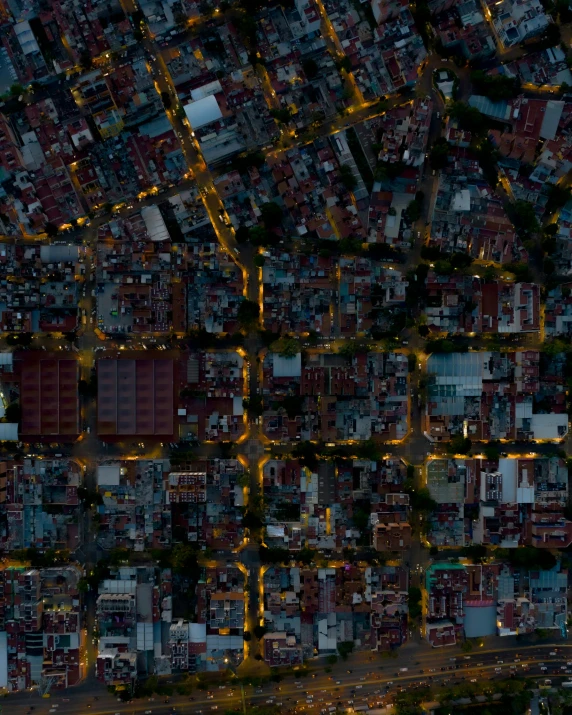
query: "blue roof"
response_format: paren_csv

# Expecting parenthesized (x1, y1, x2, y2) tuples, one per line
(468, 94, 510, 121)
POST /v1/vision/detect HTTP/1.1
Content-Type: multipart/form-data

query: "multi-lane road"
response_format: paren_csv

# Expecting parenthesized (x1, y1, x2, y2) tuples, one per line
(6, 640, 572, 715)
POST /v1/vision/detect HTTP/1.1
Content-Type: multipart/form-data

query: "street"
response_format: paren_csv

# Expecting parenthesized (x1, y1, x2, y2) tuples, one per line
(6, 640, 572, 715)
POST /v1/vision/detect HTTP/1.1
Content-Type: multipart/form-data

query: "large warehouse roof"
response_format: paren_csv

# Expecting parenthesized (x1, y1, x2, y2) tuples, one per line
(97, 357, 175, 438)
(183, 94, 222, 130)
(141, 205, 170, 242)
(19, 354, 79, 438)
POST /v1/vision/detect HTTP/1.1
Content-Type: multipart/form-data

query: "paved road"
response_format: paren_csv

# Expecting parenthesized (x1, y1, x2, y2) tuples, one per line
(6, 640, 572, 714)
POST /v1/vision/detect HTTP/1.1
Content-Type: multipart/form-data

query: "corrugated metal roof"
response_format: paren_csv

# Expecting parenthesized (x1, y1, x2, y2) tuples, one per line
(468, 94, 510, 121)
(272, 353, 302, 378)
(184, 94, 223, 130)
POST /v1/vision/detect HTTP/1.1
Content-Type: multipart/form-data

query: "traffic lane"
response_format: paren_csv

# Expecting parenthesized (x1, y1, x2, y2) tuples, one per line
(9, 654, 572, 715)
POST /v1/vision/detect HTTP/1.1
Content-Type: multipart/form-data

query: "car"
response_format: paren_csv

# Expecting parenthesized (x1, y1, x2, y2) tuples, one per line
(145, 712, 153, 714)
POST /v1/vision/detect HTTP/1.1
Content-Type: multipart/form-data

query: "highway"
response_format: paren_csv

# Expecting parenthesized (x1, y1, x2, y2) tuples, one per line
(6, 641, 572, 715)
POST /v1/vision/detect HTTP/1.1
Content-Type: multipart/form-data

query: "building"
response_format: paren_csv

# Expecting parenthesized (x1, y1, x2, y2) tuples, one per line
(17, 353, 79, 441)
(97, 356, 175, 440)
(96, 460, 172, 551)
(482, 0, 551, 49)
(96, 565, 171, 684)
(425, 351, 568, 442)
(0, 565, 83, 691)
(425, 456, 572, 549)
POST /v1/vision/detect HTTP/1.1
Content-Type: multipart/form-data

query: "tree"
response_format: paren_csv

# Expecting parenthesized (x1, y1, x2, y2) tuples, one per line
(242, 510, 263, 529)
(249, 225, 270, 246)
(470, 71, 521, 101)
(243, 394, 263, 418)
(447, 102, 487, 136)
(497, 545, 556, 570)
(337, 641, 354, 659)
(237, 299, 260, 329)
(405, 200, 421, 222)
(253, 625, 267, 639)
(409, 487, 437, 513)
(447, 435, 472, 454)
(270, 108, 291, 124)
(235, 224, 250, 244)
(292, 441, 319, 470)
(269, 336, 300, 357)
(44, 221, 59, 237)
(483, 444, 500, 461)
(171, 543, 198, 574)
(449, 252, 473, 270)
(545, 184, 572, 215)
(461, 544, 488, 563)
(160, 91, 172, 109)
(326, 654, 338, 665)
(336, 56, 352, 73)
(507, 200, 540, 237)
(430, 137, 449, 170)
(254, 254, 265, 267)
(408, 586, 422, 620)
(4, 402, 20, 423)
(259, 545, 290, 564)
(303, 58, 319, 78)
(338, 341, 371, 358)
(339, 164, 357, 191)
(260, 201, 283, 229)
(78, 50, 92, 70)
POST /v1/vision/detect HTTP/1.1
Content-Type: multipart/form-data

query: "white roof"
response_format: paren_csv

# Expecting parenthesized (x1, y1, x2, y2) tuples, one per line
(141, 204, 170, 242)
(136, 622, 154, 652)
(189, 622, 206, 643)
(190, 80, 222, 101)
(0, 423, 17, 441)
(14, 21, 40, 55)
(0, 353, 12, 367)
(451, 189, 471, 212)
(530, 413, 569, 439)
(267, 524, 286, 538)
(272, 353, 302, 378)
(184, 94, 223, 130)
(97, 464, 120, 486)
